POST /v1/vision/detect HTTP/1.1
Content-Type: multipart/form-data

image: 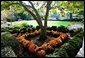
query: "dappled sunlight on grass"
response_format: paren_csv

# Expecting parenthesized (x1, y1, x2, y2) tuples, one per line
(47, 21, 74, 27)
(8, 20, 75, 27)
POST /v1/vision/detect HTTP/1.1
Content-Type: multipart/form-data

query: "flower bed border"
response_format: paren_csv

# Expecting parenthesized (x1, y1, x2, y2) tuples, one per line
(17, 30, 70, 57)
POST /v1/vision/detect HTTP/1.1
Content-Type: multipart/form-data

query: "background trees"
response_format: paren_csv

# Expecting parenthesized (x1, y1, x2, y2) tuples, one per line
(1, 1, 84, 40)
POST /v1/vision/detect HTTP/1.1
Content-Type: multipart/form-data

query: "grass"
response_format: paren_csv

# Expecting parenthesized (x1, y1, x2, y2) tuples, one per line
(7, 20, 76, 27)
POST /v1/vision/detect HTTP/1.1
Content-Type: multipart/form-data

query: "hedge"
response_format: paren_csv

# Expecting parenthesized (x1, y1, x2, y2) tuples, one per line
(46, 31, 83, 57)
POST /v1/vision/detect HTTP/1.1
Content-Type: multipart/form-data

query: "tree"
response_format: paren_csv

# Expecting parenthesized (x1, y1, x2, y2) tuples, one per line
(1, 1, 84, 40)
(19, 1, 52, 41)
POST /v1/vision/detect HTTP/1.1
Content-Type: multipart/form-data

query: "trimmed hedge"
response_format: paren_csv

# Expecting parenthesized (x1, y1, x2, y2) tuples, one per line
(51, 26, 57, 31)
(36, 26, 40, 30)
(57, 26, 69, 33)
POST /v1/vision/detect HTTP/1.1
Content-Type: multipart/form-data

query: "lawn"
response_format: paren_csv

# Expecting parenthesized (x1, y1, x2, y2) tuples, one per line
(8, 20, 76, 27)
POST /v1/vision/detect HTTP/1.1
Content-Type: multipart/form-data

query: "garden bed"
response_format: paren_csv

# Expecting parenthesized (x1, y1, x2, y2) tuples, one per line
(1, 24, 84, 57)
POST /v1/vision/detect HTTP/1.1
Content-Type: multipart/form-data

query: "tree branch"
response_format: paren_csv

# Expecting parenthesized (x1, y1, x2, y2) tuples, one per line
(44, 1, 52, 27)
(28, 1, 43, 26)
(37, 2, 45, 10)
(19, 1, 43, 27)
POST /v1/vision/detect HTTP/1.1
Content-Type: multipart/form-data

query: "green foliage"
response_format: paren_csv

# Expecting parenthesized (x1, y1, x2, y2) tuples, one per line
(1, 32, 20, 53)
(1, 1, 84, 19)
(36, 26, 40, 30)
(1, 32, 21, 57)
(1, 1, 33, 21)
(6, 22, 29, 33)
(12, 22, 29, 29)
(1, 46, 17, 57)
(46, 27, 52, 31)
(14, 12, 33, 20)
(74, 28, 84, 34)
(15, 12, 26, 20)
(1, 27, 19, 34)
(20, 22, 29, 28)
(69, 27, 84, 37)
(57, 25, 69, 32)
(51, 26, 57, 31)
(60, 43, 76, 57)
(46, 31, 83, 57)
(6, 18, 13, 22)
(55, 48, 69, 57)
(1, 28, 7, 32)
(63, 32, 83, 56)
(46, 46, 69, 57)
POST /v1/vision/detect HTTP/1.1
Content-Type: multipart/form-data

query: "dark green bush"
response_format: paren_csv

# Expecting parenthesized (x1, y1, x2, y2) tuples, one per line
(6, 18, 14, 22)
(10, 28, 19, 34)
(58, 34, 83, 57)
(46, 31, 83, 57)
(28, 25, 33, 28)
(1, 32, 20, 55)
(51, 26, 57, 31)
(69, 30, 75, 37)
(36, 26, 40, 30)
(1, 26, 20, 34)
(46, 27, 52, 31)
(57, 25, 68, 33)
(1, 46, 17, 57)
(61, 43, 77, 57)
(1, 28, 7, 32)
(31, 27, 36, 32)
(74, 28, 84, 35)
(26, 28, 31, 33)
(55, 48, 69, 57)
(46, 47, 68, 57)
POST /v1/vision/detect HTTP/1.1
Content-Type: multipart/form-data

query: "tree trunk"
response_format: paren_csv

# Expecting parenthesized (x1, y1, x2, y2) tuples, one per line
(19, 1, 43, 28)
(19, 1, 52, 41)
(40, 26, 47, 40)
(70, 13, 72, 19)
(44, 1, 52, 39)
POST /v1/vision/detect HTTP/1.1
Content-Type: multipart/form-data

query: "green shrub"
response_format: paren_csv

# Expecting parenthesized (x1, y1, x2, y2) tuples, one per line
(46, 27, 52, 31)
(55, 48, 69, 57)
(1, 32, 20, 55)
(19, 27, 27, 33)
(9, 22, 29, 34)
(1, 28, 6, 32)
(11, 27, 20, 34)
(46, 47, 68, 57)
(46, 53, 61, 57)
(61, 43, 77, 57)
(46, 31, 83, 57)
(21, 22, 29, 28)
(1, 26, 19, 34)
(57, 25, 68, 33)
(51, 26, 57, 31)
(74, 28, 84, 35)
(59, 35, 83, 57)
(12, 22, 29, 29)
(1, 46, 17, 57)
(36, 26, 40, 30)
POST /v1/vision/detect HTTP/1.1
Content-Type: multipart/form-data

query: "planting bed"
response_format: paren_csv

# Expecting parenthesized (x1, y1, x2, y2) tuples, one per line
(17, 30, 70, 57)
(1, 25, 83, 57)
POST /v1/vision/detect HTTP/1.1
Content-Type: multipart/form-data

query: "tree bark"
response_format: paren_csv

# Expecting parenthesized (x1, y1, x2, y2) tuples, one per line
(38, 1, 52, 40)
(43, 1, 52, 39)
(19, 1, 52, 40)
(28, 1, 43, 26)
(19, 1, 43, 28)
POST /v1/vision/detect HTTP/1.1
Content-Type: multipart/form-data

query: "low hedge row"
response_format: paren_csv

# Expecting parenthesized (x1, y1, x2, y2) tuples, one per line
(1, 25, 68, 34)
